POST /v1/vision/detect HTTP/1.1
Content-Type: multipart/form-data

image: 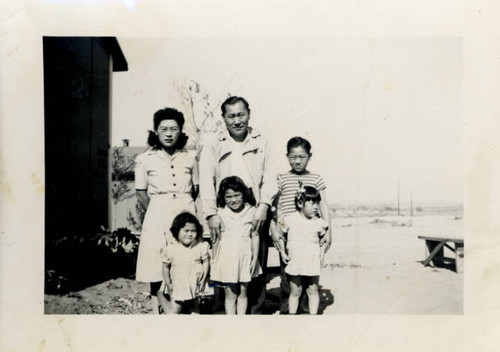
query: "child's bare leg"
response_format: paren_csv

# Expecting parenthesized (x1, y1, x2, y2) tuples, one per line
(224, 285, 238, 315)
(279, 255, 290, 313)
(168, 300, 182, 314)
(288, 275, 302, 314)
(305, 276, 320, 315)
(237, 283, 248, 315)
(149, 281, 162, 314)
(157, 291, 170, 314)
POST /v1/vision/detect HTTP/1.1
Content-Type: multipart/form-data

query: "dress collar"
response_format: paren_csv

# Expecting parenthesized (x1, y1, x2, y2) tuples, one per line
(154, 148, 185, 162)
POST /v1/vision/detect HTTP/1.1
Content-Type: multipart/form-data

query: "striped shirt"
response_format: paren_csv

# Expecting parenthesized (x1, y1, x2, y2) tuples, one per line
(277, 171, 326, 217)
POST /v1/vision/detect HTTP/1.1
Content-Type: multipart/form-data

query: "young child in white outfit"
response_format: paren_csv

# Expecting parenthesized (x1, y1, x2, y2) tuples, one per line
(157, 212, 210, 314)
(210, 176, 261, 314)
(274, 184, 328, 314)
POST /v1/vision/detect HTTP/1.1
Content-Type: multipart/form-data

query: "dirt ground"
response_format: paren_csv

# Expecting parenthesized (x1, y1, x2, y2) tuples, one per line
(45, 214, 463, 314)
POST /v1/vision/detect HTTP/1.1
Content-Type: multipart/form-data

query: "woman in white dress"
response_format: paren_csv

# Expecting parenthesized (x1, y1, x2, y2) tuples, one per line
(134, 108, 198, 313)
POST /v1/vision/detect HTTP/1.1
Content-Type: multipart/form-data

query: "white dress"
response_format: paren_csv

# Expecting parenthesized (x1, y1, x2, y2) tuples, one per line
(281, 212, 328, 276)
(160, 240, 210, 301)
(211, 205, 261, 283)
(134, 148, 198, 282)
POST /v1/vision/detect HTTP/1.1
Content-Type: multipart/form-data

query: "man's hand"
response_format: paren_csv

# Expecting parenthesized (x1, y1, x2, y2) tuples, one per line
(280, 251, 290, 264)
(207, 214, 223, 244)
(269, 221, 281, 246)
(251, 203, 269, 234)
(250, 259, 259, 277)
(196, 276, 206, 294)
(163, 282, 172, 295)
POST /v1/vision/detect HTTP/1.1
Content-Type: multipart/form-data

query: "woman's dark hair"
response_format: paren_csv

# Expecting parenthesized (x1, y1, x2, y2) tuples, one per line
(217, 176, 256, 208)
(147, 107, 188, 150)
(287, 136, 312, 155)
(170, 212, 204, 242)
(221, 96, 251, 115)
(295, 185, 321, 210)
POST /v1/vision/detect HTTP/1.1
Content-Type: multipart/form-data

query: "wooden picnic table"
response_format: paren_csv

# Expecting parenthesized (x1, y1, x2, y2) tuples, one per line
(418, 235, 464, 273)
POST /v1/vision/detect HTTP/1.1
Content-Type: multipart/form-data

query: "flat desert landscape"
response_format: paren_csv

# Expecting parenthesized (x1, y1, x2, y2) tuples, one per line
(44, 204, 463, 314)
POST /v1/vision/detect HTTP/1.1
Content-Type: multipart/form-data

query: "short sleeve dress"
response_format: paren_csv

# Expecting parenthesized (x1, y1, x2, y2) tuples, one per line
(135, 148, 198, 282)
(280, 212, 328, 276)
(210, 205, 262, 284)
(160, 240, 210, 301)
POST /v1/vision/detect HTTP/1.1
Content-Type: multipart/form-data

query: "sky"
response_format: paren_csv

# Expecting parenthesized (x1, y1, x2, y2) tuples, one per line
(111, 37, 463, 205)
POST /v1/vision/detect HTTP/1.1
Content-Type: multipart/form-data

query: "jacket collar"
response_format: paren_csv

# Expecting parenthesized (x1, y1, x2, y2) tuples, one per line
(217, 127, 262, 160)
(217, 127, 261, 142)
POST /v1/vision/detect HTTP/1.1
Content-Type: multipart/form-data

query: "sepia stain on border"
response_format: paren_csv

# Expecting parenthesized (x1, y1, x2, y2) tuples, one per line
(0, 158, 13, 200)
(383, 73, 393, 92)
(30, 172, 45, 195)
(39, 339, 45, 351)
(483, 261, 500, 281)
(57, 318, 73, 350)
(0, 181, 13, 200)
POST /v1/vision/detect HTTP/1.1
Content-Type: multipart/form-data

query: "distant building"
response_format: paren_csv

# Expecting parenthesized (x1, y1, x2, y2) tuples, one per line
(112, 140, 148, 181)
(111, 141, 148, 231)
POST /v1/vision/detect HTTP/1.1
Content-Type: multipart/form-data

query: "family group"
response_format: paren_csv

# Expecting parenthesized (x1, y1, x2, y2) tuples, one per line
(134, 96, 332, 315)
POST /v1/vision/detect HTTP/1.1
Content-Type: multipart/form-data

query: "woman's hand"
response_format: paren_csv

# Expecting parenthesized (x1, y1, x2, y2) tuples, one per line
(251, 203, 269, 234)
(207, 214, 223, 244)
(136, 190, 150, 210)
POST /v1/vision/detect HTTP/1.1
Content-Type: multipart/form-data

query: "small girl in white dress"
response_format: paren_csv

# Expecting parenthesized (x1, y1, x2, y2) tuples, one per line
(275, 184, 328, 314)
(157, 212, 210, 314)
(210, 176, 261, 314)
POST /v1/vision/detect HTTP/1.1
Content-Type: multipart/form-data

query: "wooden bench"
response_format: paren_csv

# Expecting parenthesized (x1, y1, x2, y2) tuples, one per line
(418, 235, 464, 273)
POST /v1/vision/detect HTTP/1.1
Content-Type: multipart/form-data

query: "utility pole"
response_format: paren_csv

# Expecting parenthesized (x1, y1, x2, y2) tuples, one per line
(398, 178, 400, 216)
(410, 191, 413, 217)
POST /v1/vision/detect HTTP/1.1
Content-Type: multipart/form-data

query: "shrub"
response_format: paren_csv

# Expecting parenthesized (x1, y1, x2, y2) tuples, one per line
(96, 227, 139, 254)
(45, 227, 140, 294)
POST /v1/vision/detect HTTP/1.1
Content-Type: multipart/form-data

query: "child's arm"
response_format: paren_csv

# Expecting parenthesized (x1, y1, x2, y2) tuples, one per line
(272, 221, 289, 264)
(162, 262, 173, 294)
(250, 230, 260, 276)
(318, 225, 329, 268)
(319, 190, 332, 251)
(197, 243, 210, 293)
(197, 259, 209, 293)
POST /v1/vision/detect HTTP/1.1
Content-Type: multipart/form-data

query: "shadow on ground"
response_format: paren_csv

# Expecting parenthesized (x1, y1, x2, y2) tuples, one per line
(416, 259, 457, 273)
(261, 271, 335, 315)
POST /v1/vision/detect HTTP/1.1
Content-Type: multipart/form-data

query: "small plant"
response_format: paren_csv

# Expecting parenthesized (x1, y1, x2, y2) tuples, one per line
(126, 203, 146, 232)
(45, 269, 68, 294)
(97, 226, 139, 254)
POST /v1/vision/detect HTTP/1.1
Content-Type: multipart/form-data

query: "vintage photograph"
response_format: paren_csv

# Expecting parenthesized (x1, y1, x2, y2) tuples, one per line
(43, 36, 463, 315)
(4, 0, 500, 350)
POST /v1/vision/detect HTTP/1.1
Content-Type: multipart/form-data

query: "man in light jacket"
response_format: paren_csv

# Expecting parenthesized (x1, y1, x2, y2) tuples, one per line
(199, 96, 277, 313)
